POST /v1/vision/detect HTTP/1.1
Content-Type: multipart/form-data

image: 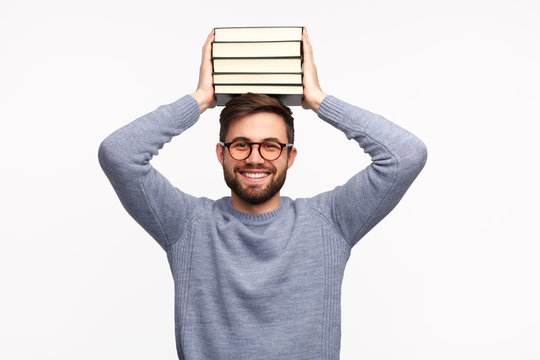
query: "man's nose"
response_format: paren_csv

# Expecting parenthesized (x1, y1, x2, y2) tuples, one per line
(245, 144, 265, 164)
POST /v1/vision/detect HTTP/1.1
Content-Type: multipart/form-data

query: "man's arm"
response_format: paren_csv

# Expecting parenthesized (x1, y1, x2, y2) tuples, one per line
(98, 31, 216, 251)
(302, 28, 428, 247)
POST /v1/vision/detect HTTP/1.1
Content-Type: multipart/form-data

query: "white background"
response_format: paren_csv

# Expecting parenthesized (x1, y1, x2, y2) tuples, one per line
(1, 0, 539, 359)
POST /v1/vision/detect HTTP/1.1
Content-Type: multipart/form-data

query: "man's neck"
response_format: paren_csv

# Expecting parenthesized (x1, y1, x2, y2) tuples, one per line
(230, 193, 281, 214)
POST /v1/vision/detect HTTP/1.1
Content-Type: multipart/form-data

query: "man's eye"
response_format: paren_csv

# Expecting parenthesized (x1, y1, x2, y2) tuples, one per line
(263, 142, 280, 149)
(232, 142, 249, 149)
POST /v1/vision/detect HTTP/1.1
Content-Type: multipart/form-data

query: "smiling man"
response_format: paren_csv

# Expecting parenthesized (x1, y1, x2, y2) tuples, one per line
(217, 95, 297, 213)
(99, 28, 427, 360)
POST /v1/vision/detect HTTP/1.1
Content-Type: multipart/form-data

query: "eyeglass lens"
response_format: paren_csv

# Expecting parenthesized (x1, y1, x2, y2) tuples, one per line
(229, 141, 283, 161)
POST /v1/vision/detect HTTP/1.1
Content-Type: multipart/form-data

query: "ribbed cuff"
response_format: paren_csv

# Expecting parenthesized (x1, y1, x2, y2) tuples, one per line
(317, 95, 348, 123)
(317, 95, 379, 140)
(168, 95, 201, 131)
(317, 95, 360, 139)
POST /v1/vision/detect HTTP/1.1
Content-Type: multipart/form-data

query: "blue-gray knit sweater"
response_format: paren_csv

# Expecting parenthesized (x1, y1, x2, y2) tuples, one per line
(98, 95, 427, 359)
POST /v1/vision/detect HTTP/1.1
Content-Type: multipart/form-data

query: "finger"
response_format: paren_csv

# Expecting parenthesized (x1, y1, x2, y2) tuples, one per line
(202, 30, 215, 59)
(204, 29, 214, 46)
(302, 27, 314, 63)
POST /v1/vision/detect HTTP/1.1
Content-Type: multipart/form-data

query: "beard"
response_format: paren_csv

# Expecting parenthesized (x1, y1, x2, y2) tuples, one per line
(223, 163, 287, 205)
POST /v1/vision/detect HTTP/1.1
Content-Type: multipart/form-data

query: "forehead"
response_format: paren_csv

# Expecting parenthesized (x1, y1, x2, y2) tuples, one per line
(226, 112, 287, 142)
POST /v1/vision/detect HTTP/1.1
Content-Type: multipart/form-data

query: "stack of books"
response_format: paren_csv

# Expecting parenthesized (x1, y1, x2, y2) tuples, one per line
(212, 26, 304, 106)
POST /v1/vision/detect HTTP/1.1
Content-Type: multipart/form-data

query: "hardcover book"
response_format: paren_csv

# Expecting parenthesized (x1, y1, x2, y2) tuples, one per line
(214, 26, 303, 42)
(212, 57, 302, 73)
(215, 93, 303, 107)
(214, 84, 303, 95)
(213, 73, 303, 84)
(212, 41, 302, 58)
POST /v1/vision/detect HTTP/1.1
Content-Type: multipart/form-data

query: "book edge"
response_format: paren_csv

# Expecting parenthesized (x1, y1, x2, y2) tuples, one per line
(215, 93, 303, 106)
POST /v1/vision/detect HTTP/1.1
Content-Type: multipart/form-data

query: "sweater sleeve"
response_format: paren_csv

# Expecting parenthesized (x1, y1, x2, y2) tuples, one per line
(309, 96, 428, 248)
(98, 95, 201, 251)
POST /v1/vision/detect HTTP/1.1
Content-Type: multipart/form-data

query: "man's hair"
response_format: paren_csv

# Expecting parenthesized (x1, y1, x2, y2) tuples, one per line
(219, 93, 294, 144)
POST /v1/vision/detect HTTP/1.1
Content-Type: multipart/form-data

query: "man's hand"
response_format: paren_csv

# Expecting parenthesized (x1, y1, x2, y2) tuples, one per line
(191, 30, 216, 114)
(301, 28, 326, 113)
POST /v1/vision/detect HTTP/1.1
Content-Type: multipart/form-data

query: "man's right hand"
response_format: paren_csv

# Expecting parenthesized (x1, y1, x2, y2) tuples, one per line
(301, 27, 326, 113)
(191, 30, 216, 114)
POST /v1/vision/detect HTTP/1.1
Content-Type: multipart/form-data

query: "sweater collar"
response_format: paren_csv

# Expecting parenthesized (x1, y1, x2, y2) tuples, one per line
(219, 197, 292, 224)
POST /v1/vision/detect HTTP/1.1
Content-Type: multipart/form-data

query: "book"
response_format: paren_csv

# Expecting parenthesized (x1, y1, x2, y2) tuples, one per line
(215, 84, 303, 106)
(214, 84, 303, 95)
(212, 41, 302, 58)
(214, 26, 303, 42)
(215, 93, 303, 107)
(213, 57, 302, 73)
(213, 73, 303, 84)
(211, 26, 304, 106)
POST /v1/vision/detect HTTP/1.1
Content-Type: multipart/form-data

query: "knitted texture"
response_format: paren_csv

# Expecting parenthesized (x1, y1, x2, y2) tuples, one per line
(99, 95, 427, 359)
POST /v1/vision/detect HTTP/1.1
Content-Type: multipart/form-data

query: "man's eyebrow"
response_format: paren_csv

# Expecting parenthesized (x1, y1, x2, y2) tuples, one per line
(230, 136, 250, 142)
(263, 137, 283, 143)
(229, 136, 285, 143)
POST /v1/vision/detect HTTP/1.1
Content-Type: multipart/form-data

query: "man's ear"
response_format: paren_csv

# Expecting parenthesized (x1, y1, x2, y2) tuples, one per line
(216, 143, 224, 165)
(287, 147, 297, 169)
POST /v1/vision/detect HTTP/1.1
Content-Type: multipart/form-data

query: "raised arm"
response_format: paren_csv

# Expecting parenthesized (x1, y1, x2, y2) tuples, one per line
(98, 31, 216, 251)
(302, 28, 428, 247)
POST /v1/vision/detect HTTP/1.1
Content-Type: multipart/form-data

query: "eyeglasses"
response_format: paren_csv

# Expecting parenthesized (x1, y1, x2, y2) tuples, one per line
(219, 140, 294, 161)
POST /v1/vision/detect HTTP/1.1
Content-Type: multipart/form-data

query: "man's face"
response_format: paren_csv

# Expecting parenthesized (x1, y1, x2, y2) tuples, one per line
(216, 112, 296, 206)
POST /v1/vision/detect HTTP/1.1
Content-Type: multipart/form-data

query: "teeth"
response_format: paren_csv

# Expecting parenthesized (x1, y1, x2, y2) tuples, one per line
(243, 172, 268, 178)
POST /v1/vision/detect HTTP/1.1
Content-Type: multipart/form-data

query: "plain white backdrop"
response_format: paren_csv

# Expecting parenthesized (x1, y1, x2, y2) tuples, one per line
(1, 0, 539, 359)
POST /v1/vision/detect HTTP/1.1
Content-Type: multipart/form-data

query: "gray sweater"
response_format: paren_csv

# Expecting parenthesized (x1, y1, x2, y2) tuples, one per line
(98, 95, 427, 359)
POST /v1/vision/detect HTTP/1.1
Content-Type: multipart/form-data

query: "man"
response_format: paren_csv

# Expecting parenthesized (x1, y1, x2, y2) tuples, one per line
(99, 28, 427, 360)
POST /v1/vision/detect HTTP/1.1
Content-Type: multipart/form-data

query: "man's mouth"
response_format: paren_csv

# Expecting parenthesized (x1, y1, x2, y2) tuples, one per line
(239, 171, 271, 179)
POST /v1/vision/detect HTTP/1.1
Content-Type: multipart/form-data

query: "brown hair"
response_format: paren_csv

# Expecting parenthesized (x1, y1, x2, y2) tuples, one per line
(219, 93, 294, 144)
